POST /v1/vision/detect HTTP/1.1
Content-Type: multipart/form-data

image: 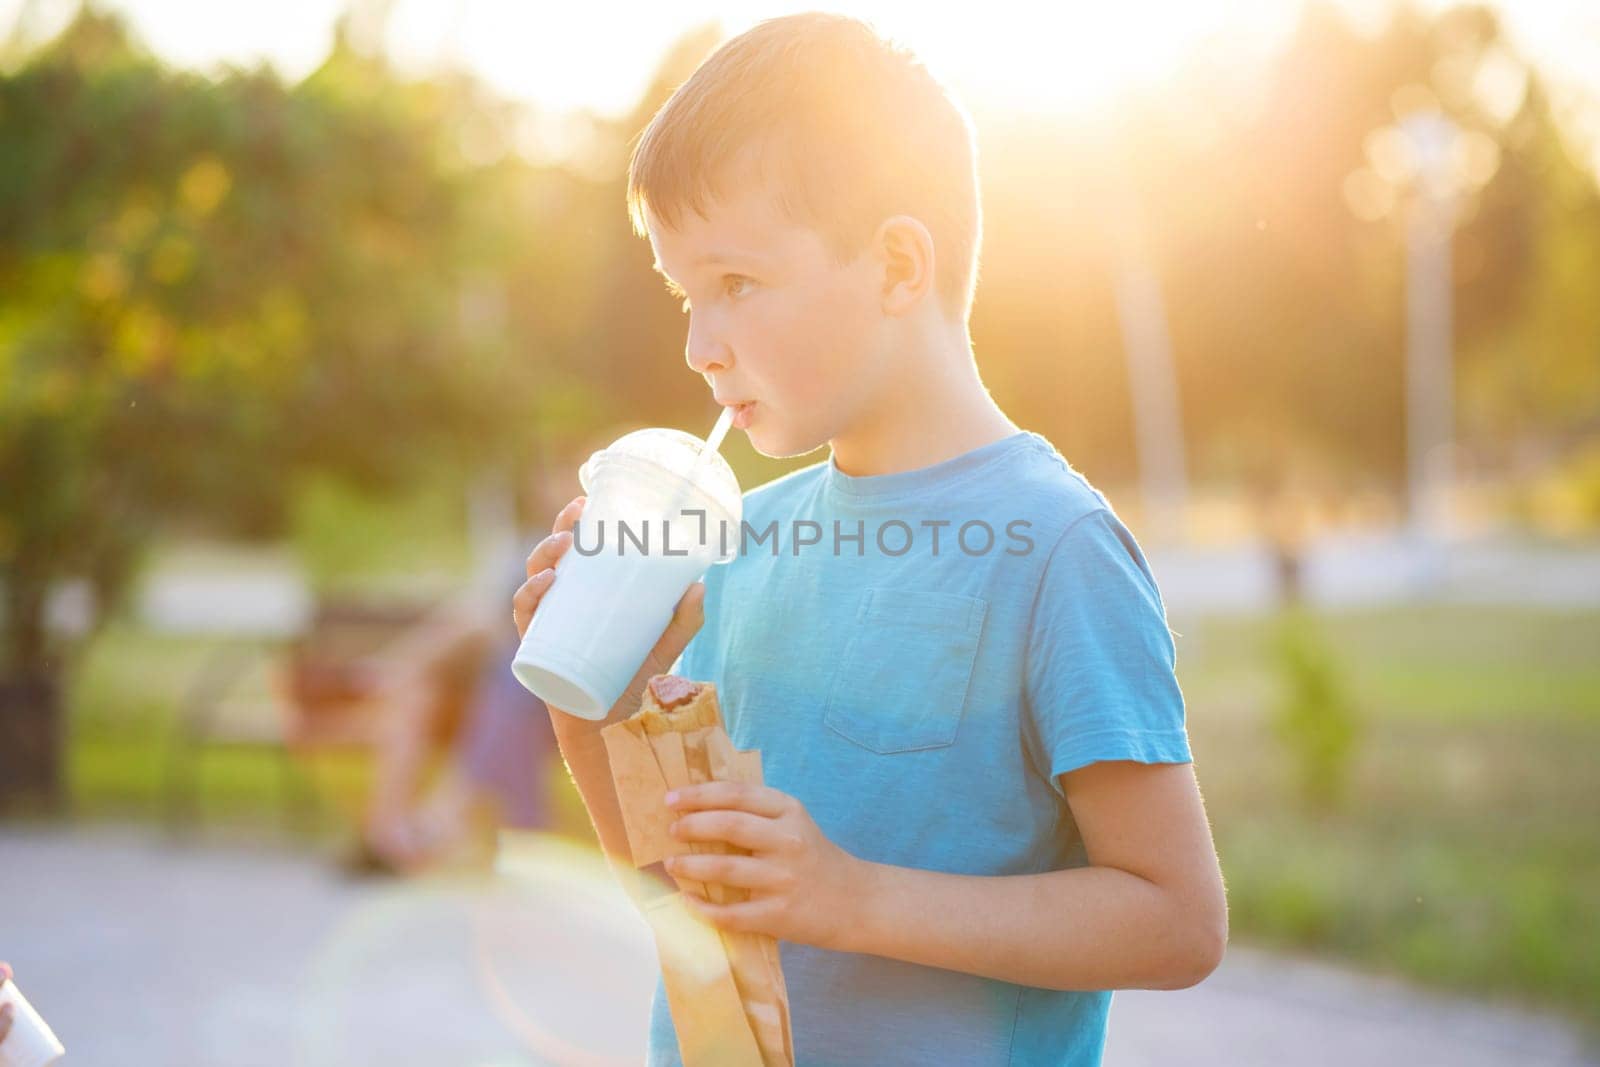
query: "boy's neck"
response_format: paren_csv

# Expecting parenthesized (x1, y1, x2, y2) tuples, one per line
(829, 329, 1019, 478)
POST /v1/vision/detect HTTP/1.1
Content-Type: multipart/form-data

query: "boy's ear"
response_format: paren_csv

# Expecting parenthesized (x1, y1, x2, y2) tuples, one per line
(872, 215, 936, 317)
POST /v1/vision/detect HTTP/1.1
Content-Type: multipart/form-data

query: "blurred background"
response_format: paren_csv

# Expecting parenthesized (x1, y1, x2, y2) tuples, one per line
(1, 1, 1597, 1064)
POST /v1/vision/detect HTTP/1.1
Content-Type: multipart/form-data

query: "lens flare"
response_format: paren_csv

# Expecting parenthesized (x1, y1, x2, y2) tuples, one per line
(293, 832, 665, 1065)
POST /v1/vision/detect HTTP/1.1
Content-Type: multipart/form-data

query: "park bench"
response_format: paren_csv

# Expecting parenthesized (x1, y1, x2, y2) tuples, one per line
(163, 595, 472, 834)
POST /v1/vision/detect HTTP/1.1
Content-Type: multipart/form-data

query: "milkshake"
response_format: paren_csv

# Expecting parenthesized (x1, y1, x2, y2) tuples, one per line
(512, 425, 742, 719)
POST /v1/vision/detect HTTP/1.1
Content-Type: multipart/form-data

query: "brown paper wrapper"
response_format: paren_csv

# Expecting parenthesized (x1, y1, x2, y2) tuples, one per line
(602, 679, 793, 1067)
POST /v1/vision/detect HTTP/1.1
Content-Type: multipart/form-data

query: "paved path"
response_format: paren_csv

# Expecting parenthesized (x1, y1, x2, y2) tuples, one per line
(2, 827, 1594, 1066)
(1145, 533, 1600, 615)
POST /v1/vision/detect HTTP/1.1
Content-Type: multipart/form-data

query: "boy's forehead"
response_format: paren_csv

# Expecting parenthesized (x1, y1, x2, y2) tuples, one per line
(646, 182, 807, 277)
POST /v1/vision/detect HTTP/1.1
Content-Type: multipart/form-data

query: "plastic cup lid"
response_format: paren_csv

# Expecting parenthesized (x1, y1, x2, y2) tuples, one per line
(579, 427, 743, 528)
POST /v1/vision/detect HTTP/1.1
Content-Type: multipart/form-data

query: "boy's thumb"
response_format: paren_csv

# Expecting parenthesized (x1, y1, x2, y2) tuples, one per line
(666, 582, 706, 646)
(648, 582, 705, 667)
(624, 584, 707, 714)
(652, 585, 704, 659)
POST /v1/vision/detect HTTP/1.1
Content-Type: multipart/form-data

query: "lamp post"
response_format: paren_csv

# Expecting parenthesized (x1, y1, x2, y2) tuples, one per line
(1399, 111, 1461, 548)
(1357, 103, 1503, 587)
(1109, 195, 1189, 545)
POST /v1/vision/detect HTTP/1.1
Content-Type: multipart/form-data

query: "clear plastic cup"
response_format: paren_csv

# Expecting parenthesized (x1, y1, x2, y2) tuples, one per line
(512, 428, 742, 719)
(0, 980, 65, 1067)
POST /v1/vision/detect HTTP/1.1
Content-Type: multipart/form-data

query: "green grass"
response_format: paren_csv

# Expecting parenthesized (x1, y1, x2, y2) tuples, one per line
(62, 469, 479, 830)
(65, 626, 368, 833)
(64, 622, 591, 840)
(1177, 605, 1600, 1029)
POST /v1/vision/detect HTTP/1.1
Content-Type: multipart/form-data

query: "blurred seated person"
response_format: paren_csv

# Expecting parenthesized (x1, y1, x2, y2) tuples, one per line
(355, 529, 560, 874)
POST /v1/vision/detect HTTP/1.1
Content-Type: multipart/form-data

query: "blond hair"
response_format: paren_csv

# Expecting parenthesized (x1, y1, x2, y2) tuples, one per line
(628, 13, 982, 321)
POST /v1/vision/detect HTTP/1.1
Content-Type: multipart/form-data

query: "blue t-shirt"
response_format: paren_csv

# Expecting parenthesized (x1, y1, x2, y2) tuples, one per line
(652, 429, 1192, 1066)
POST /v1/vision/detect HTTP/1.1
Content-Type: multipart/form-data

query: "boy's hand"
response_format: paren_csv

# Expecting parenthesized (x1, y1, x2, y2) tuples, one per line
(664, 782, 868, 950)
(513, 494, 706, 725)
(513, 494, 589, 641)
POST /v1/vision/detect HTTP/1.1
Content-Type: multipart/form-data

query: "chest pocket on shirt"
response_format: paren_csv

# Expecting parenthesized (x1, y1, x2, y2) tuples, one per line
(822, 588, 988, 755)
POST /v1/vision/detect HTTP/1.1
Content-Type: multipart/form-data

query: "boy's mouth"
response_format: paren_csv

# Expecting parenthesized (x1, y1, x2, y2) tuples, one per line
(729, 401, 757, 430)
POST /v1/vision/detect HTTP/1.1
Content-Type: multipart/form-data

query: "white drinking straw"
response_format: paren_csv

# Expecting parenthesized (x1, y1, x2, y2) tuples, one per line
(670, 406, 737, 542)
(702, 404, 735, 457)
(683, 405, 735, 488)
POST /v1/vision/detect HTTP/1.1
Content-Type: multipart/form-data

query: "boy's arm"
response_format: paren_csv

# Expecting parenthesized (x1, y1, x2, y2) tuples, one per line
(543, 721, 633, 866)
(848, 759, 1228, 991)
(541, 581, 705, 876)
(513, 495, 707, 878)
(667, 759, 1228, 991)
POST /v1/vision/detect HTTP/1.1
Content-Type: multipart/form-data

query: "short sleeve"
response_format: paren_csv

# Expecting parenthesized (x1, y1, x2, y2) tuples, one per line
(1023, 508, 1192, 797)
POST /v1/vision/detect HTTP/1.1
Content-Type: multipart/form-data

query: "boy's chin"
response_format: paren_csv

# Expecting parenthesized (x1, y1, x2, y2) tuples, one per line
(746, 431, 787, 460)
(747, 421, 825, 461)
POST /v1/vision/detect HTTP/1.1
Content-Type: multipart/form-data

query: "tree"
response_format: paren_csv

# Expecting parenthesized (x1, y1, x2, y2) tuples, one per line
(0, 8, 542, 802)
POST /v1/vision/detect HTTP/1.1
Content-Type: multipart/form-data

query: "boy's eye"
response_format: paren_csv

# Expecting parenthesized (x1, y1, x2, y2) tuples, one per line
(665, 275, 751, 314)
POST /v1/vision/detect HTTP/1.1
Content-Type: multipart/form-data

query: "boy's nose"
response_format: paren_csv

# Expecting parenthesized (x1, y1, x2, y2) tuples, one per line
(684, 313, 731, 376)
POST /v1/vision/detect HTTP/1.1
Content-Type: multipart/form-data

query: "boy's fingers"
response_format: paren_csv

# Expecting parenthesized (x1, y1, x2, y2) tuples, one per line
(0, 960, 10, 983)
(520, 495, 588, 584)
(662, 582, 706, 647)
(672, 810, 790, 852)
(666, 853, 787, 891)
(637, 582, 705, 679)
(523, 495, 586, 577)
(552, 495, 586, 535)
(511, 570, 555, 636)
(524, 530, 573, 578)
(0, 1001, 11, 1042)
(667, 779, 791, 818)
(683, 893, 780, 934)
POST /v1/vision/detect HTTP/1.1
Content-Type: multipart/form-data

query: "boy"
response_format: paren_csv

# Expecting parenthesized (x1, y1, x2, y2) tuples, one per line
(513, 13, 1227, 1065)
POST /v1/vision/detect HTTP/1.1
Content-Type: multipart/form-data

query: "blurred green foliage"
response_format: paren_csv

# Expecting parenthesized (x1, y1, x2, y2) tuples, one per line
(0, 8, 613, 681)
(1270, 608, 1362, 810)
(286, 468, 473, 594)
(1180, 604, 1600, 1028)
